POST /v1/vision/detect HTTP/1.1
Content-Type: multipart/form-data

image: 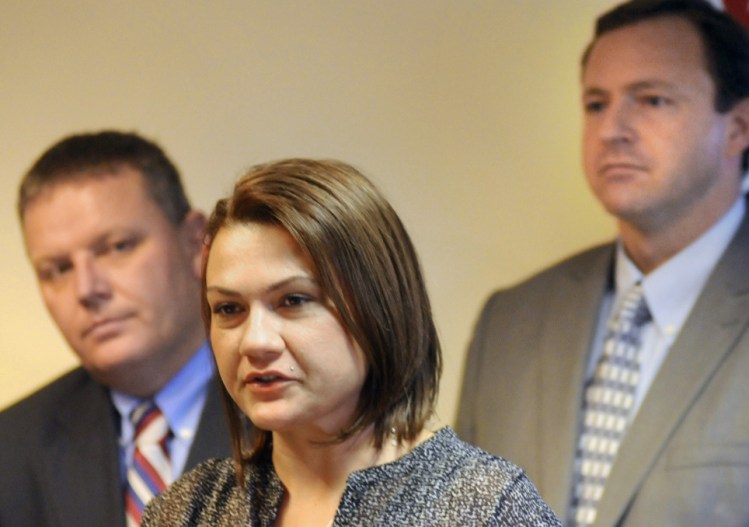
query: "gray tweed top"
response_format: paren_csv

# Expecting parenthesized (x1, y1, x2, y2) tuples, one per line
(142, 427, 560, 526)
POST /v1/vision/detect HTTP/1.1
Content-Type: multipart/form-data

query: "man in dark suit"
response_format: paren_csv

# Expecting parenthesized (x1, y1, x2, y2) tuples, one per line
(0, 131, 232, 527)
(457, 1, 749, 526)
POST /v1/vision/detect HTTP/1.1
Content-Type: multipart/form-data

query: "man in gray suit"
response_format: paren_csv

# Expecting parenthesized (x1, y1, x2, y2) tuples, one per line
(0, 131, 232, 526)
(457, 1, 749, 525)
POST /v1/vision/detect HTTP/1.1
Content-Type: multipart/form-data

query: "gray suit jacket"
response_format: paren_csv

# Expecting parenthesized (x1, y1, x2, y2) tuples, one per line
(456, 211, 749, 526)
(0, 366, 232, 527)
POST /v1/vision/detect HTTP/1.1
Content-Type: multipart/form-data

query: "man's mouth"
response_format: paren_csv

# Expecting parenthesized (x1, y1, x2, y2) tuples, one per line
(82, 314, 132, 339)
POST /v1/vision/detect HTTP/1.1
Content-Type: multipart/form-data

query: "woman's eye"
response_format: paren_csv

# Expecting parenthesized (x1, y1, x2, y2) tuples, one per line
(213, 303, 242, 316)
(281, 294, 312, 308)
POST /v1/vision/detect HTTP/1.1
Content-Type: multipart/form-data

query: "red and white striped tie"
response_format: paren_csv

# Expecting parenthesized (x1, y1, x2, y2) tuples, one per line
(124, 401, 172, 527)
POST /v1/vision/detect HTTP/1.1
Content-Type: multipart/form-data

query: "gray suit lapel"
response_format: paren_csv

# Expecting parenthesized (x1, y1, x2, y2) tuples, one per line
(595, 214, 749, 527)
(40, 375, 123, 527)
(538, 245, 614, 514)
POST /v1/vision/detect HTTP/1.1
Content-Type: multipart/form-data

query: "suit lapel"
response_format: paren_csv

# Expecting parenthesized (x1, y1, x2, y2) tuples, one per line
(185, 375, 233, 471)
(39, 374, 124, 527)
(538, 245, 614, 514)
(594, 215, 749, 527)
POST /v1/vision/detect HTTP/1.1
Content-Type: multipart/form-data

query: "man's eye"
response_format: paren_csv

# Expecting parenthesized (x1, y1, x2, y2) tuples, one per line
(641, 95, 669, 107)
(38, 261, 72, 282)
(111, 238, 137, 253)
(584, 100, 606, 114)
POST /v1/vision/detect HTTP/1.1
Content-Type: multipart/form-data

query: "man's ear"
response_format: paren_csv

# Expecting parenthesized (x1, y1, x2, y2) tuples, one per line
(726, 98, 749, 158)
(180, 210, 208, 279)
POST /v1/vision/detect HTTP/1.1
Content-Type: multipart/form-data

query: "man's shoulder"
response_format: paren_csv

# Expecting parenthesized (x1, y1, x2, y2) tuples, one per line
(518, 242, 613, 286)
(489, 242, 614, 302)
(0, 368, 104, 436)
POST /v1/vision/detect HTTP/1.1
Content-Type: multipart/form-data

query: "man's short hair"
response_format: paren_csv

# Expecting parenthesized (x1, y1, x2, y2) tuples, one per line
(583, 0, 749, 113)
(19, 130, 192, 224)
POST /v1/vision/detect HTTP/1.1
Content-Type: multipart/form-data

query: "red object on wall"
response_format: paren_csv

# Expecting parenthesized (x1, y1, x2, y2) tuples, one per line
(724, 0, 749, 29)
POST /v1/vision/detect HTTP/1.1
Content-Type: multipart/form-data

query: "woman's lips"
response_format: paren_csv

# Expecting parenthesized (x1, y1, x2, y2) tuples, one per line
(244, 371, 294, 394)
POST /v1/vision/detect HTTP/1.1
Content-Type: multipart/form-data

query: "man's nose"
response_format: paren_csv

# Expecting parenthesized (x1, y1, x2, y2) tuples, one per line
(599, 99, 636, 144)
(74, 255, 111, 309)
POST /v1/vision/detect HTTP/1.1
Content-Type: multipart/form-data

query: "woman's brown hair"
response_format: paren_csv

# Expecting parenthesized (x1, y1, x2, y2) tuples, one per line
(201, 158, 441, 483)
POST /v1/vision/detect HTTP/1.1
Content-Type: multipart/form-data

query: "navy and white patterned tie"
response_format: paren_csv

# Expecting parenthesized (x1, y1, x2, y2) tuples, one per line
(124, 401, 172, 527)
(571, 283, 651, 526)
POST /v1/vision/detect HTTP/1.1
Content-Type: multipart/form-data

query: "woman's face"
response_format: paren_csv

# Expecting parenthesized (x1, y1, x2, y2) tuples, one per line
(205, 222, 367, 439)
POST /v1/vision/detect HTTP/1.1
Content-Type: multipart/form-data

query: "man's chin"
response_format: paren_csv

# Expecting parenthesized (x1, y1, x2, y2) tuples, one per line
(78, 346, 153, 390)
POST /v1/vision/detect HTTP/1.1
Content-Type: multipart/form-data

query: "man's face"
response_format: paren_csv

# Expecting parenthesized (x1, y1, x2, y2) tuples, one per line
(22, 167, 206, 396)
(582, 16, 746, 235)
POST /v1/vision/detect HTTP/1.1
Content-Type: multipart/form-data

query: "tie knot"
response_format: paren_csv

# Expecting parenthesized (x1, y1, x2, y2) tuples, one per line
(131, 401, 169, 445)
(125, 401, 173, 526)
(612, 283, 651, 329)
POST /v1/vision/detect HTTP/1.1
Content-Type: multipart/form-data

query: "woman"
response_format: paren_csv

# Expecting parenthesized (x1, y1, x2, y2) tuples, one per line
(143, 159, 560, 526)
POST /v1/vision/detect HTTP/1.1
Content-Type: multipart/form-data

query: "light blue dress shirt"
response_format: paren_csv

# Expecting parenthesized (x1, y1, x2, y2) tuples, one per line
(588, 197, 745, 419)
(111, 342, 215, 481)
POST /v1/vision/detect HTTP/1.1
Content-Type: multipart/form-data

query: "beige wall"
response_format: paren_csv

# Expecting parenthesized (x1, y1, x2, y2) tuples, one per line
(0, 1, 617, 426)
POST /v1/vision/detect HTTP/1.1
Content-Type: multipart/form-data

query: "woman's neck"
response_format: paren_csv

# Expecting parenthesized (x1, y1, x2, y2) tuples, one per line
(272, 426, 379, 492)
(271, 426, 434, 527)
(271, 427, 378, 527)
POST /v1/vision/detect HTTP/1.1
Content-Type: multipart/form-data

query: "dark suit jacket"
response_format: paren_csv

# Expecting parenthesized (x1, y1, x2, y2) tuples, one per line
(456, 211, 749, 526)
(0, 366, 232, 527)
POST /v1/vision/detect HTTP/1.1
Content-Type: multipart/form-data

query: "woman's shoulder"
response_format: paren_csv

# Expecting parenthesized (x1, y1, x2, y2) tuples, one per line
(429, 427, 562, 525)
(418, 427, 524, 484)
(142, 458, 251, 526)
(340, 428, 560, 525)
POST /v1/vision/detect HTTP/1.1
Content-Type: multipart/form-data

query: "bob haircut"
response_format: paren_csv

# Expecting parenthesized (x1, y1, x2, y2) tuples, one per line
(202, 158, 442, 482)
